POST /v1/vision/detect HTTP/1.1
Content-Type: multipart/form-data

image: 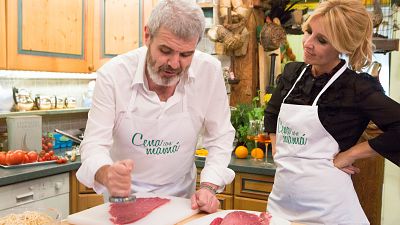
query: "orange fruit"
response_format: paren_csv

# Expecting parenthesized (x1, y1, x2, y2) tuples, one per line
(251, 148, 264, 159)
(235, 146, 248, 159)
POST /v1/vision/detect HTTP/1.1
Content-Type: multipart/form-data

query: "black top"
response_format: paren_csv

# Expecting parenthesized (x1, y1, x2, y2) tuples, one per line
(264, 61, 400, 166)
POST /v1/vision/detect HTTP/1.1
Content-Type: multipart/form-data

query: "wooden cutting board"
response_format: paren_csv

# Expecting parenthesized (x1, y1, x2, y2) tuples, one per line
(67, 193, 199, 225)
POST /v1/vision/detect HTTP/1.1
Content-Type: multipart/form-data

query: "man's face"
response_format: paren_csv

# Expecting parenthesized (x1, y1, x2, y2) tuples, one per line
(145, 26, 198, 87)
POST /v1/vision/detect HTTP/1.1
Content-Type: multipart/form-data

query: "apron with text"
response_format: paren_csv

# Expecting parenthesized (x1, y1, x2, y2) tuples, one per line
(111, 82, 198, 198)
(267, 64, 369, 225)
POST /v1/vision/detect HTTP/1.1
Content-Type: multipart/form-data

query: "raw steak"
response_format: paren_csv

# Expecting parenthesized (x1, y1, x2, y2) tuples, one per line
(109, 197, 170, 225)
(209, 211, 272, 225)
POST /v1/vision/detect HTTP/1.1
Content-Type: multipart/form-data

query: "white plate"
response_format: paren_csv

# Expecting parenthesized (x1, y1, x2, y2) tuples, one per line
(184, 210, 291, 225)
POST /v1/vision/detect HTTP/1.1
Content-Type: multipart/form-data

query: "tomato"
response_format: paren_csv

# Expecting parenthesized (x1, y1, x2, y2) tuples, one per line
(47, 142, 53, 149)
(0, 152, 6, 165)
(27, 151, 38, 163)
(6, 151, 20, 165)
(22, 154, 30, 164)
(48, 150, 54, 156)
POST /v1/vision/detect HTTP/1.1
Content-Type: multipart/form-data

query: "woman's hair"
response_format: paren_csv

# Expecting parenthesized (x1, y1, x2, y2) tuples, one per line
(302, 0, 374, 71)
(146, 0, 205, 43)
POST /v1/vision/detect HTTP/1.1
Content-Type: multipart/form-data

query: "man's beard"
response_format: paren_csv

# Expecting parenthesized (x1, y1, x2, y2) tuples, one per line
(146, 51, 187, 87)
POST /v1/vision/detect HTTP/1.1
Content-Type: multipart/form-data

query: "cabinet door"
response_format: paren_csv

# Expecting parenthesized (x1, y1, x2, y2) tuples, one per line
(0, 0, 6, 69)
(7, 0, 93, 72)
(233, 196, 267, 212)
(234, 173, 274, 200)
(93, 0, 156, 70)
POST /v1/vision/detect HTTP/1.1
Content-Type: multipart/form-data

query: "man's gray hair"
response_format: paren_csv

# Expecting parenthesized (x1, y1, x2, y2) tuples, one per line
(146, 0, 205, 43)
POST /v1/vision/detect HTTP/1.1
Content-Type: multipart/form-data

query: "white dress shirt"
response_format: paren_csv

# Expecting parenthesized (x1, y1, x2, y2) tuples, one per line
(76, 46, 235, 195)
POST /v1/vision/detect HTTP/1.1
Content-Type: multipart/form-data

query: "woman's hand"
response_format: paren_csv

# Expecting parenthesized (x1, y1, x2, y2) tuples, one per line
(190, 183, 220, 213)
(333, 141, 377, 175)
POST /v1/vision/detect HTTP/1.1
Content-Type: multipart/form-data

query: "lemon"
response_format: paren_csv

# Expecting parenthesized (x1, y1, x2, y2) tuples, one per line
(251, 148, 264, 159)
(235, 146, 248, 159)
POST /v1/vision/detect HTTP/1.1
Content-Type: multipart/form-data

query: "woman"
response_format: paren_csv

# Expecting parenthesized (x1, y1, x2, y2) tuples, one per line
(264, 0, 400, 224)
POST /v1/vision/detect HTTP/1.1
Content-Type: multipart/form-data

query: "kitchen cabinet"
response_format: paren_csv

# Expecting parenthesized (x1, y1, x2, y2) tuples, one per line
(6, 0, 94, 72)
(70, 170, 104, 214)
(92, 0, 157, 70)
(5, 0, 157, 73)
(196, 169, 274, 211)
(0, 0, 6, 69)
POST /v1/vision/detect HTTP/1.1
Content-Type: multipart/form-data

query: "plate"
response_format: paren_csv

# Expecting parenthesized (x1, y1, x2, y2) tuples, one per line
(0, 160, 57, 169)
(184, 210, 292, 225)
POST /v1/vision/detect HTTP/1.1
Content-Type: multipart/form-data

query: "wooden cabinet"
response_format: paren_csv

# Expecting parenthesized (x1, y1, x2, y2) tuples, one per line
(6, 0, 94, 72)
(0, 0, 6, 69)
(5, 0, 157, 73)
(92, 0, 157, 70)
(70, 170, 104, 214)
(196, 169, 274, 211)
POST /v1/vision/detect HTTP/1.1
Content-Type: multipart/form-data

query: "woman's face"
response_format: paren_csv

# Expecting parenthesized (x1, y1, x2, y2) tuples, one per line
(302, 16, 341, 75)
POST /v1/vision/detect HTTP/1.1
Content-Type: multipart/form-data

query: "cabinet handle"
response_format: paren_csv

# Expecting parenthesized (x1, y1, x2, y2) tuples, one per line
(16, 192, 34, 205)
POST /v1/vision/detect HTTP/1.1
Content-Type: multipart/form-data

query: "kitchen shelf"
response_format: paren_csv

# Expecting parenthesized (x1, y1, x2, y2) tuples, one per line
(372, 38, 399, 53)
(0, 107, 90, 119)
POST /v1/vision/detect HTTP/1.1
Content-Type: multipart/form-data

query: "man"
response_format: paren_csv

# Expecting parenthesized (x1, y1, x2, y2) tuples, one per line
(76, 0, 235, 213)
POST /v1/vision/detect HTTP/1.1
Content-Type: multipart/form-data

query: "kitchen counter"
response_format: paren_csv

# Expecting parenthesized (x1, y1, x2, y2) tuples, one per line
(195, 156, 276, 176)
(0, 154, 275, 187)
(0, 160, 81, 186)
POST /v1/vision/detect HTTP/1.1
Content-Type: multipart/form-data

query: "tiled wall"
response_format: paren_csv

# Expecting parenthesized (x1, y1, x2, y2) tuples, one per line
(0, 70, 94, 140)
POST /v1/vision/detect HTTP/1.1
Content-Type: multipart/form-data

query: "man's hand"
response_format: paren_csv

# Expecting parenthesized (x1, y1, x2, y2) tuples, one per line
(190, 183, 220, 213)
(95, 159, 134, 197)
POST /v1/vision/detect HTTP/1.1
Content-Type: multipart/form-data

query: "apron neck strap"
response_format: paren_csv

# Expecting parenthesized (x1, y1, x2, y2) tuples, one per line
(312, 63, 347, 106)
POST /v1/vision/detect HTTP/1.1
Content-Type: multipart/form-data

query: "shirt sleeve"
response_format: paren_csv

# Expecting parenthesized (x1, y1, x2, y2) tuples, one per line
(76, 68, 117, 194)
(199, 63, 236, 192)
(356, 74, 400, 166)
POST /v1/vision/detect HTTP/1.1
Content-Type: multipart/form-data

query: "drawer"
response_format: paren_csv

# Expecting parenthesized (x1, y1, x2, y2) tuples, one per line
(217, 194, 233, 210)
(233, 196, 267, 212)
(78, 183, 96, 194)
(196, 169, 234, 195)
(77, 193, 104, 212)
(234, 173, 274, 200)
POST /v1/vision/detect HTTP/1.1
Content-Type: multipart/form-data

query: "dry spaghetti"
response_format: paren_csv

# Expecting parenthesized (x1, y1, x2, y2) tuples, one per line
(0, 210, 56, 225)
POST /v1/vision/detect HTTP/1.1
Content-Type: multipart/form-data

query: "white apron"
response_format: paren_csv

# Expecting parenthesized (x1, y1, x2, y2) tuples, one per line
(267, 64, 369, 225)
(110, 81, 197, 198)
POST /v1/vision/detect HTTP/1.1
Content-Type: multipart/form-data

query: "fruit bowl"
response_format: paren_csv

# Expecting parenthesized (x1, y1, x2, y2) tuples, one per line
(0, 207, 61, 224)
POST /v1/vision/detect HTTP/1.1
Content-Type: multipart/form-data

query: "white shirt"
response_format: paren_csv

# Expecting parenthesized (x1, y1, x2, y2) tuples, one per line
(77, 46, 235, 194)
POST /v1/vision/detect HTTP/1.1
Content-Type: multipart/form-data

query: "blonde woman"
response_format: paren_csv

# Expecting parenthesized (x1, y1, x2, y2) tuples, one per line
(264, 0, 400, 224)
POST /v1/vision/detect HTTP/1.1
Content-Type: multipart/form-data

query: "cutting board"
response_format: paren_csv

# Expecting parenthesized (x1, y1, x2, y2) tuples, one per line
(67, 193, 199, 225)
(184, 210, 294, 225)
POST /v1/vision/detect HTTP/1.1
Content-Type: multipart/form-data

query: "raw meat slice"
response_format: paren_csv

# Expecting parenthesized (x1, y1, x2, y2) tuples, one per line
(210, 217, 223, 225)
(109, 197, 170, 225)
(210, 211, 271, 225)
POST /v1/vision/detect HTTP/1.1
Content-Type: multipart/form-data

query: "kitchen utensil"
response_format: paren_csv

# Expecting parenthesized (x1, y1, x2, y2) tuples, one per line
(12, 87, 35, 111)
(54, 129, 82, 143)
(67, 193, 199, 225)
(109, 195, 136, 203)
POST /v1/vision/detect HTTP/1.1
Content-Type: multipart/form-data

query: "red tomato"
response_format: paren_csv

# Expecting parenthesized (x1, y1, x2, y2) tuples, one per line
(6, 151, 19, 165)
(22, 154, 30, 164)
(40, 150, 46, 157)
(27, 151, 38, 163)
(47, 142, 53, 149)
(0, 152, 6, 165)
(48, 150, 54, 156)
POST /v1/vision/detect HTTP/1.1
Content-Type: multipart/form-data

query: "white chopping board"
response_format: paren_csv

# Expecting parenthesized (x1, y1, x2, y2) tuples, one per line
(67, 193, 199, 225)
(184, 210, 292, 225)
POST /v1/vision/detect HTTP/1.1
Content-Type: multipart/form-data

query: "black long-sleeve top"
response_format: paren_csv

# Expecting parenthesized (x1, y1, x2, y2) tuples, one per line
(264, 60, 400, 166)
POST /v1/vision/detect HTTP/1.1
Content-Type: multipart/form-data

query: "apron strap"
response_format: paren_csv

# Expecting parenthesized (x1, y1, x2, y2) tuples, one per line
(312, 63, 347, 106)
(282, 65, 309, 103)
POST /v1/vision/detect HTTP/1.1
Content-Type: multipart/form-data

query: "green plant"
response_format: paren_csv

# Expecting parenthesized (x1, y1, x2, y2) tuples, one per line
(230, 96, 265, 150)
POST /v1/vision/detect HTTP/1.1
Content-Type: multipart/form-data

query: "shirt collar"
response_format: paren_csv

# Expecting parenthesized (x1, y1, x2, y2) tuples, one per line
(308, 59, 346, 80)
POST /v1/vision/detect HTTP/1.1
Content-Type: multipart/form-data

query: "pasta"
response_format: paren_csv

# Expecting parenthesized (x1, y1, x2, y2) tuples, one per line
(0, 210, 56, 225)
